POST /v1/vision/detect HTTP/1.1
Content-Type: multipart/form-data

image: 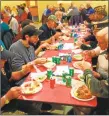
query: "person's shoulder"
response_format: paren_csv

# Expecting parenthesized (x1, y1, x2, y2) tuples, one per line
(10, 40, 21, 49)
(40, 24, 47, 30)
(2, 22, 9, 26)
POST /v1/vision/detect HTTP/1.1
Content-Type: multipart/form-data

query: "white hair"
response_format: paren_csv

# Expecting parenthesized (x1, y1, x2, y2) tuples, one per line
(96, 27, 108, 37)
(80, 4, 85, 9)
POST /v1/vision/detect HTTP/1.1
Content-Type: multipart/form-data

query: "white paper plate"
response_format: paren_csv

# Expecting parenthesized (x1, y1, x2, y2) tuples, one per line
(47, 58, 52, 62)
(73, 54, 83, 61)
(73, 61, 91, 69)
(43, 62, 56, 69)
(32, 75, 47, 82)
(71, 87, 95, 101)
(21, 81, 42, 94)
(37, 51, 45, 57)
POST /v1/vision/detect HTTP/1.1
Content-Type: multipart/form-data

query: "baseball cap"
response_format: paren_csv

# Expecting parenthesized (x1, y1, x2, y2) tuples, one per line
(21, 19, 33, 28)
(1, 48, 14, 60)
(21, 25, 43, 37)
(100, 47, 109, 55)
(48, 15, 58, 24)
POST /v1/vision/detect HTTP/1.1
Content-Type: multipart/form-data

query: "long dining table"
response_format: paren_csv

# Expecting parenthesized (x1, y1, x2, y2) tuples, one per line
(19, 35, 97, 108)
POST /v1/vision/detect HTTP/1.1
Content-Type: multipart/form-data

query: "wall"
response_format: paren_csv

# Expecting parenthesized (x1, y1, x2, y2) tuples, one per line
(1, 1, 108, 21)
(38, 0, 108, 21)
(1, 0, 26, 9)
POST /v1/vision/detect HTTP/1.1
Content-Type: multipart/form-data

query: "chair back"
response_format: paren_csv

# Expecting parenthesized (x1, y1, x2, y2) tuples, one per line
(1, 29, 14, 50)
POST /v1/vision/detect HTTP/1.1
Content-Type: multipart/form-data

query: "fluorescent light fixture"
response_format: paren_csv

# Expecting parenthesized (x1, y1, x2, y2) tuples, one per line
(57, 1, 72, 4)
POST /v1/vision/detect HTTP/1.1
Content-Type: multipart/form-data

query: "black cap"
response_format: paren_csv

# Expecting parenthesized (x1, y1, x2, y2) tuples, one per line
(21, 25, 43, 37)
(100, 47, 109, 55)
(21, 19, 33, 28)
(1, 49, 14, 60)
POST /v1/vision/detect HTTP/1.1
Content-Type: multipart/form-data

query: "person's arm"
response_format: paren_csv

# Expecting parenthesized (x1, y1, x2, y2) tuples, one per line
(9, 54, 25, 71)
(9, 45, 26, 71)
(83, 46, 100, 58)
(83, 69, 109, 98)
(39, 27, 49, 42)
(92, 19, 108, 25)
(39, 28, 56, 44)
(0, 87, 21, 108)
(35, 42, 50, 55)
(9, 69, 29, 81)
(40, 36, 55, 44)
(97, 68, 108, 80)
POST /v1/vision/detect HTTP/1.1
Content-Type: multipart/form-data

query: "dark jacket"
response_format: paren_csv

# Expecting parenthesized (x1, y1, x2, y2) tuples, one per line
(39, 24, 56, 41)
(80, 8, 90, 22)
(1, 29, 14, 50)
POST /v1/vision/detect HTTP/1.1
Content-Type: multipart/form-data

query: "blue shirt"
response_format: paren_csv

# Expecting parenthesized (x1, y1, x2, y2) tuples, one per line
(0, 22, 10, 33)
(87, 7, 95, 15)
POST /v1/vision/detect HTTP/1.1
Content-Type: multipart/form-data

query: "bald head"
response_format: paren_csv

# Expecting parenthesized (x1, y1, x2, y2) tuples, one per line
(96, 27, 108, 37)
(96, 27, 108, 50)
(105, 33, 108, 44)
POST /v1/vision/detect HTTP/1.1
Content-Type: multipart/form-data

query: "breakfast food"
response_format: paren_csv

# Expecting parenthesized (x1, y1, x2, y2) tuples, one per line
(43, 62, 56, 69)
(73, 61, 91, 69)
(33, 75, 47, 82)
(21, 81, 42, 94)
(73, 54, 83, 60)
(75, 85, 92, 99)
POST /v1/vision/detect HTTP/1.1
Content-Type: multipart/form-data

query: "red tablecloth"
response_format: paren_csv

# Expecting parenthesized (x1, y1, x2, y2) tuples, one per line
(19, 48, 97, 107)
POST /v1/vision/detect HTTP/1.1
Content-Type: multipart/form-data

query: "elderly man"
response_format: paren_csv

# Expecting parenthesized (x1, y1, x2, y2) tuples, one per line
(85, 27, 108, 68)
(72, 27, 108, 115)
(39, 15, 62, 44)
(68, 27, 109, 115)
(72, 47, 109, 115)
(55, 11, 63, 24)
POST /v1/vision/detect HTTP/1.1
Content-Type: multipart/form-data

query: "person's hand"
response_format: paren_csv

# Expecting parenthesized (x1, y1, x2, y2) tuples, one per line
(34, 58, 47, 64)
(5, 87, 22, 101)
(76, 39, 83, 47)
(54, 32, 62, 38)
(82, 50, 92, 57)
(83, 50, 96, 58)
(40, 43, 50, 49)
(56, 24, 63, 29)
(82, 51, 92, 62)
(81, 60, 92, 71)
(22, 63, 34, 72)
(93, 71, 100, 78)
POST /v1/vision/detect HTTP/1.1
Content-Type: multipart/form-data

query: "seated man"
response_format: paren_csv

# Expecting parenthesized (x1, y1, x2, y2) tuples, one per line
(21, 19, 50, 55)
(79, 48, 109, 115)
(39, 15, 62, 44)
(72, 27, 109, 115)
(0, 47, 42, 115)
(9, 25, 47, 72)
(84, 27, 108, 72)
